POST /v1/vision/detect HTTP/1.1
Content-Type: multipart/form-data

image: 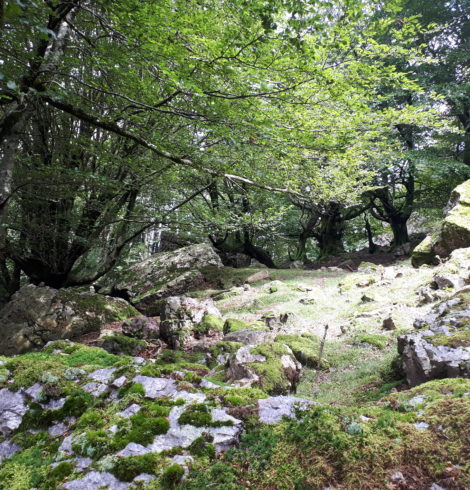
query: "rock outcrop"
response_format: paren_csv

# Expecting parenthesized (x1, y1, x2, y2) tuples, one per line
(398, 289, 470, 387)
(227, 342, 302, 394)
(412, 179, 470, 266)
(0, 285, 138, 355)
(160, 296, 222, 349)
(98, 243, 222, 315)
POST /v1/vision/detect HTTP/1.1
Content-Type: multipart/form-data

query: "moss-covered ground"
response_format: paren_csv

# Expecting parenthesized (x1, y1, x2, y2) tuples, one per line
(1, 260, 469, 488)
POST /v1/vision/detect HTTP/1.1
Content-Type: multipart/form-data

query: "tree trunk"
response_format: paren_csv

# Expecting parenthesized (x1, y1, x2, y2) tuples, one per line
(390, 218, 409, 246)
(364, 215, 377, 254)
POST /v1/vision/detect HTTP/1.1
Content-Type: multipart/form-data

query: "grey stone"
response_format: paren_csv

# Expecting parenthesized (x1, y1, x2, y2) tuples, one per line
(210, 424, 243, 453)
(25, 382, 43, 401)
(171, 391, 207, 404)
(414, 422, 429, 430)
(160, 296, 221, 349)
(49, 422, 68, 437)
(82, 382, 108, 397)
(199, 379, 221, 389)
(75, 457, 92, 470)
(399, 290, 470, 387)
(0, 388, 27, 436)
(132, 375, 177, 399)
(133, 473, 157, 483)
(0, 440, 21, 463)
(122, 316, 160, 340)
(88, 368, 116, 383)
(0, 284, 137, 355)
(116, 442, 150, 458)
(117, 403, 141, 419)
(112, 376, 127, 388)
(62, 471, 129, 490)
(258, 396, 317, 424)
(58, 435, 74, 454)
(99, 243, 222, 315)
(223, 328, 269, 345)
(41, 397, 66, 411)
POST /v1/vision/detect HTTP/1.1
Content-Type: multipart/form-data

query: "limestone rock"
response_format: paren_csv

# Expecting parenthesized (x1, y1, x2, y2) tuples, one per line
(258, 396, 317, 424)
(160, 296, 221, 349)
(224, 328, 270, 346)
(0, 284, 137, 355)
(122, 316, 160, 340)
(227, 343, 302, 395)
(0, 439, 21, 463)
(0, 389, 28, 436)
(132, 375, 177, 399)
(99, 243, 222, 315)
(245, 270, 269, 283)
(62, 471, 129, 490)
(412, 180, 470, 266)
(398, 289, 470, 387)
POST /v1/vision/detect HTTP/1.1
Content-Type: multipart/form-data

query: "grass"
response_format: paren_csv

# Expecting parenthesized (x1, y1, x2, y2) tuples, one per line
(296, 347, 402, 406)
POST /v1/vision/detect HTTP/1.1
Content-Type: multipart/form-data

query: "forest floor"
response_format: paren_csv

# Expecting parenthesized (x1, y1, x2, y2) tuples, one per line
(192, 259, 435, 406)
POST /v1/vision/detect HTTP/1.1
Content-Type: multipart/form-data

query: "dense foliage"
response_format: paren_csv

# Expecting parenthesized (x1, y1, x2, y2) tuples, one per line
(1, 0, 470, 299)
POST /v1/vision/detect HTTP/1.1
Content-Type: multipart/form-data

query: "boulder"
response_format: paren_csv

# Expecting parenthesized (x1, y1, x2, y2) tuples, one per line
(227, 343, 302, 395)
(245, 270, 269, 283)
(99, 243, 222, 315)
(258, 396, 317, 424)
(412, 180, 470, 266)
(0, 285, 138, 355)
(223, 328, 271, 345)
(0, 389, 28, 436)
(160, 296, 221, 349)
(398, 289, 470, 387)
(122, 316, 160, 340)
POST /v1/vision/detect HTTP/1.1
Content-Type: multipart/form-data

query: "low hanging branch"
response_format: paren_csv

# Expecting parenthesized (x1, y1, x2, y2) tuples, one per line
(43, 96, 304, 198)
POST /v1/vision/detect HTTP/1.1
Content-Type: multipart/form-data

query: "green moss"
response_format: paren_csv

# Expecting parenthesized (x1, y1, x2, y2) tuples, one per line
(222, 387, 268, 406)
(183, 371, 202, 383)
(5, 354, 66, 389)
(424, 330, 470, 348)
(76, 409, 106, 430)
(113, 412, 170, 449)
(275, 334, 326, 368)
(223, 318, 268, 335)
(73, 429, 113, 459)
(188, 436, 216, 459)
(160, 464, 185, 488)
(355, 333, 388, 350)
(248, 343, 294, 395)
(57, 289, 138, 330)
(178, 404, 212, 427)
(20, 390, 94, 430)
(177, 403, 233, 428)
(111, 453, 160, 482)
(48, 461, 74, 481)
(120, 382, 145, 398)
(194, 314, 224, 336)
(101, 333, 147, 355)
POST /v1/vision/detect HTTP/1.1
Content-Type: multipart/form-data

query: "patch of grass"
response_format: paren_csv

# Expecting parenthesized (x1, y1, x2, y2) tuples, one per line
(355, 333, 388, 350)
(424, 330, 470, 348)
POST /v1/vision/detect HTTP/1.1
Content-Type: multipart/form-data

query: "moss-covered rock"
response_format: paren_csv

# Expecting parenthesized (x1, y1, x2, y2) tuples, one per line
(194, 314, 224, 337)
(98, 243, 222, 314)
(413, 179, 470, 266)
(223, 318, 268, 335)
(0, 284, 138, 355)
(275, 334, 327, 368)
